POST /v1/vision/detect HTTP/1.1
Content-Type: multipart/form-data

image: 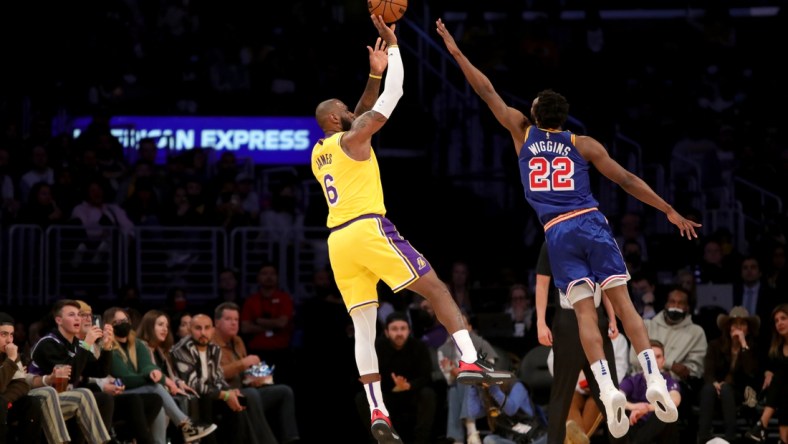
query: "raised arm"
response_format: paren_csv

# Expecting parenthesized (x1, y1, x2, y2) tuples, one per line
(354, 37, 389, 116)
(342, 15, 402, 159)
(435, 18, 530, 148)
(576, 135, 702, 239)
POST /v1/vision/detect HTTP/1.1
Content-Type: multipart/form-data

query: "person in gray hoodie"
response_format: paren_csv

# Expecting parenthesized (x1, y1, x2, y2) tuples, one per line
(629, 286, 707, 440)
(630, 287, 707, 383)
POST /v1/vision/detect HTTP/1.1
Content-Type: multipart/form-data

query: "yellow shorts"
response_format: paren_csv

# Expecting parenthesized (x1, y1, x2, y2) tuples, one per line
(328, 214, 432, 313)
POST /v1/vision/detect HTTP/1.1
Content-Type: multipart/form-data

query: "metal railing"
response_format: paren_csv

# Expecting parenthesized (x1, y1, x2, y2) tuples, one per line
(229, 226, 329, 301)
(5, 225, 45, 305)
(44, 225, 126, 303)
(133, 226, 228, 303)
(5, 224, 330, 306)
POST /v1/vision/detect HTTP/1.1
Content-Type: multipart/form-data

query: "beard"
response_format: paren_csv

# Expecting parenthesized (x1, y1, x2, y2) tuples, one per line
(340, 116, 352, 131)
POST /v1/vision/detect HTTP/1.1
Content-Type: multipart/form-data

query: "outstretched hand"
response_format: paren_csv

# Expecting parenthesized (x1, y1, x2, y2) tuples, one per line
(367, 37, 388, 77)
(666, 208, 701, 239)
(371, 14, 397, 46)
(435, 18, 458, 53)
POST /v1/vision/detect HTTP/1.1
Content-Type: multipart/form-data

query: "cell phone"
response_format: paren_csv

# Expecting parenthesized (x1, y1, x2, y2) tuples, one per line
(238, 395, 247, 407)
(92, 315, 103, 328)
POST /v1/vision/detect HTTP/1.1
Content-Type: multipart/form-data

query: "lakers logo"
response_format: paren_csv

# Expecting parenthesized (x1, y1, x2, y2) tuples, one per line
(417, 257, 427, 270)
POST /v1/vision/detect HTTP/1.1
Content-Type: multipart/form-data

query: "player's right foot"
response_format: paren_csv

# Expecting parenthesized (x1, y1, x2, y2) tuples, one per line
(370, 409, 403, 444)
(456, 359, 514, 385)
(600, 386, 628, 438)
(646, 374, 679, 423)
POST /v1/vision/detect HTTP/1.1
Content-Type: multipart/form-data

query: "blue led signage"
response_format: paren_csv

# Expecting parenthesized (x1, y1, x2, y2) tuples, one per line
(68, 116, 322, 164)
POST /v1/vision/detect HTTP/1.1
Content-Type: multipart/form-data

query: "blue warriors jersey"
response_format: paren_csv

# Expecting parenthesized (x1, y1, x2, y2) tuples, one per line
(518, 127, 599, 225)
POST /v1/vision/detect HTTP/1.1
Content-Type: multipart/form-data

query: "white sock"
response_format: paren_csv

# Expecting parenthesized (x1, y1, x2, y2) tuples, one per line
(590, 359, 615, 392)
(452, 330, 478, 363)
(365, 380, 388, 416)
(465, 418, 477, 435)
(637, 348, 661, 377)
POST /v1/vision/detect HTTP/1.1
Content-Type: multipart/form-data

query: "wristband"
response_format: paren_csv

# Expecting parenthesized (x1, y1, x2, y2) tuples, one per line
(79, 340, 93, 351)
(222, 391, 230, 401)
(369, 73, 382, 79)
(43, 375, 50, 386)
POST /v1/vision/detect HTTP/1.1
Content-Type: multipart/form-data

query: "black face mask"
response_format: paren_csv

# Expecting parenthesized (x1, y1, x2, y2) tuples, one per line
(664, 308, 687, 323)
(113, 322, 132, 338)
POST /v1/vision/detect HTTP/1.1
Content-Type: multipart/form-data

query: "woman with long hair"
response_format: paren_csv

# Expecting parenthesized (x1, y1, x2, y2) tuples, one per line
(697, 306, 761, 443)
(104, 307, 216, 444)
(137, 310, 197, 397)
(746, 303, 788, 443)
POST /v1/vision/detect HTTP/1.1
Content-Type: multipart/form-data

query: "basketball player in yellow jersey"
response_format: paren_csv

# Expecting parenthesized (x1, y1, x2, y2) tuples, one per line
(311, 15, 512, 444)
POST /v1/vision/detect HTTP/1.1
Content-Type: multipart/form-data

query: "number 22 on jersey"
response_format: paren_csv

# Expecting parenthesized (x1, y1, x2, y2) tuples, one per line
(528, 157, 575, 191)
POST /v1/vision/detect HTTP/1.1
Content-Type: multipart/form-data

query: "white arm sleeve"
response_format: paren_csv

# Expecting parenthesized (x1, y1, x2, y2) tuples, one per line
(371, 46, 403, 119)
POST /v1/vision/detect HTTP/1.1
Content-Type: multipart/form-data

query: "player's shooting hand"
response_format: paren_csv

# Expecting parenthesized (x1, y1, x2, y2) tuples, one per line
(666, 208, 701, 239)
(536, 321, 553, 346)
(370, 14, 397, 46)
(435, 19, 458, 53)
(367, 37, 389, 76)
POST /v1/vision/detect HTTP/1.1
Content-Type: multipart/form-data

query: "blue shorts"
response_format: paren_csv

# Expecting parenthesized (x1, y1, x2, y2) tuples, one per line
(545, 209, 628, 295)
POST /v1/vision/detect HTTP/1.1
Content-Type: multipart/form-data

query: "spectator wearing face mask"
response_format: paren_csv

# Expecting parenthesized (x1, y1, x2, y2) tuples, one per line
(630, 286, 707, 437)
(630, 287, 707, 381)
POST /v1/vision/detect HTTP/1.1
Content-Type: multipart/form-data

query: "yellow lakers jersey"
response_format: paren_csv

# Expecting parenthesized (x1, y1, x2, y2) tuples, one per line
(311, 132, 386, 228)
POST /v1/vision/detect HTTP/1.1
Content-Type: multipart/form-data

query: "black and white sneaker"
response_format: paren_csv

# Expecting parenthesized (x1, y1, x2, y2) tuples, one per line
(182, 422, 218, 443)
(745, 421, 766, 442)
(456, 357, 514, 385)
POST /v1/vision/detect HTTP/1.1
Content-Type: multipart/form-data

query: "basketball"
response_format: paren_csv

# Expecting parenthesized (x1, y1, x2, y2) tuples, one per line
(368, 0, 407, 24)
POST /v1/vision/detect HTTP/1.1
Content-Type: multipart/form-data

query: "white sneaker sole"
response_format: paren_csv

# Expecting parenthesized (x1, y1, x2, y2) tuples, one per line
(602, 389, 629, 438)
(646, 384, 679, 423)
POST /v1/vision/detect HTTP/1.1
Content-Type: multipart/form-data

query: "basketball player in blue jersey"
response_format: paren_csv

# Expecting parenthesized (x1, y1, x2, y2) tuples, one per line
(436, 19, 701, 439)
(312, 15, 513, 444)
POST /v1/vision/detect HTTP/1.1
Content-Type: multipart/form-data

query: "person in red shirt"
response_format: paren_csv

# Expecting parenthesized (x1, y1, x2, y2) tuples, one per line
(240, 262, 295, 383)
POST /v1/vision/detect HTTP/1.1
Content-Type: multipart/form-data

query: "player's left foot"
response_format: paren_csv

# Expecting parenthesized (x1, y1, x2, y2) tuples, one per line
(646, 374, 679, 423)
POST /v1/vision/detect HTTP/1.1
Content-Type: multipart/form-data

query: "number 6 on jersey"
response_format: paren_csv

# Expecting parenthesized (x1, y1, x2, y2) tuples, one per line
(323, 174, 339, 205)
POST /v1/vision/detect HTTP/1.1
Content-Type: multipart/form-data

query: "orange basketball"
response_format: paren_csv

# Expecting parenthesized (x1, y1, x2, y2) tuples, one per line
(368, 0, 407, 24)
